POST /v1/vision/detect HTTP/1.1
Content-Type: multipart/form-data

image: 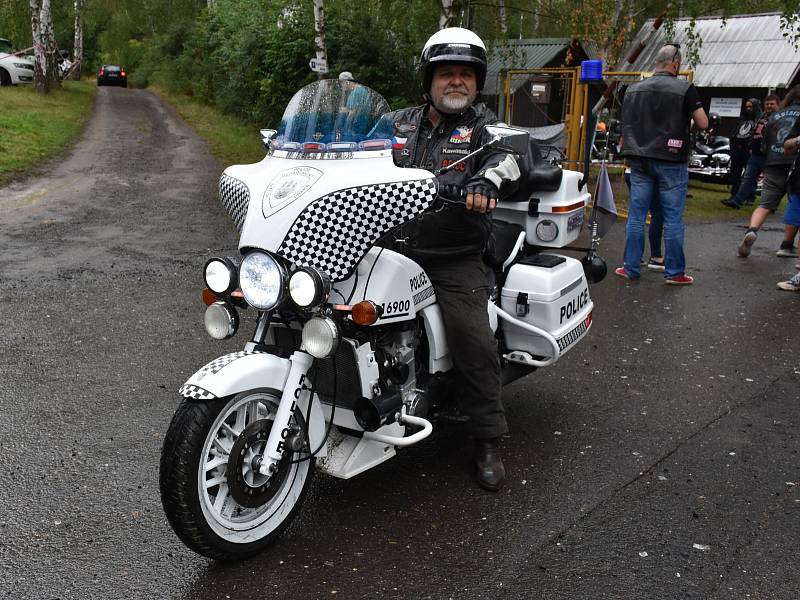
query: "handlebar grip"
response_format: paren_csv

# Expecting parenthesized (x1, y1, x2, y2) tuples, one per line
(438, 184, 466, 203)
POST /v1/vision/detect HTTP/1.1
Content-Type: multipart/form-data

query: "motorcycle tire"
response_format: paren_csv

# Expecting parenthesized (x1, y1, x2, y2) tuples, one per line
(159, 389, 315, 561)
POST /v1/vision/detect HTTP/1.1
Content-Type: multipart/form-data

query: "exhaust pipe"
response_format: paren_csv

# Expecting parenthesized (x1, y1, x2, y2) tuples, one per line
(353, 391, 403, 432)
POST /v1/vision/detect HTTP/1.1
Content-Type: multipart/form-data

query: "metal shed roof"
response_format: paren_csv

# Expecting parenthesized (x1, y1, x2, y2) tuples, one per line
(617, 12, 800, 88)
(484, 38, 580, 95)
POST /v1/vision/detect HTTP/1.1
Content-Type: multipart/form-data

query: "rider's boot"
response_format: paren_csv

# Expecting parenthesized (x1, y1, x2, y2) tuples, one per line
(474, 438, 505, 492)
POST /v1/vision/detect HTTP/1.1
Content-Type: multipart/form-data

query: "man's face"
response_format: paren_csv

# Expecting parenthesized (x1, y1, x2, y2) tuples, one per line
(429, 64, 477, 114)
(745, 101, 755, 115)
(764, 99, 779, 115)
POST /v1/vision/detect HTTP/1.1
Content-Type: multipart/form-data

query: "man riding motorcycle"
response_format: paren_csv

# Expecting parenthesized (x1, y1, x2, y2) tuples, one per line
(386, 28, 521, 491)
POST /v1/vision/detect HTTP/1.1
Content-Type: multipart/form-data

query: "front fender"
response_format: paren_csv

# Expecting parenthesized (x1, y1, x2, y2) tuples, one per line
(178, 351, 326, 457)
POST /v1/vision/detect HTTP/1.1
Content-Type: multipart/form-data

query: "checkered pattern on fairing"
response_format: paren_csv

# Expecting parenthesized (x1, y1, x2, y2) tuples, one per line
(219, 174, 250, 231)
(278, 179, 437, 281)
(179, 383, 216, 400)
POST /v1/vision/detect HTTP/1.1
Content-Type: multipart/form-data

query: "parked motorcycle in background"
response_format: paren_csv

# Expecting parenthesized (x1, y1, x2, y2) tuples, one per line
(158, 80, 609, 561)
(688, 112, 731, 182)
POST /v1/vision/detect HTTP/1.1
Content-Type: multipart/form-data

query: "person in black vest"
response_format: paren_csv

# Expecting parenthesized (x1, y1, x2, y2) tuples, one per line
(387, 27, 521, 491)
(737, 85, 800, 258)
(722, 94, 779, 209)
(727, 98, 761, 199)
(616, 44, 708, 284)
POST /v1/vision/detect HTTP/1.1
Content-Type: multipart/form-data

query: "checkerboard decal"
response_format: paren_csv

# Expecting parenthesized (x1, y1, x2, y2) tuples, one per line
(219, 174, 250, 231)
(179, 383, 216, 400)
(278, 179, 437, 281)
(178, 351, 263, 399)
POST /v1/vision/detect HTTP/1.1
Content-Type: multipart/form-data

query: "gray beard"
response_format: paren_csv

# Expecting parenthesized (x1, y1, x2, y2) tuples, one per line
(437, 93, 472, 113)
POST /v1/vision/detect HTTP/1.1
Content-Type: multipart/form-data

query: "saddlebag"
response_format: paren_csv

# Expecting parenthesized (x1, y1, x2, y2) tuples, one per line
(499, 254, 591, 357)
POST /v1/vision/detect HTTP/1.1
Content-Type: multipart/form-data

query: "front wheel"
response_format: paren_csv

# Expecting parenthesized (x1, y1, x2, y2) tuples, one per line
(159, 389, 314, 561)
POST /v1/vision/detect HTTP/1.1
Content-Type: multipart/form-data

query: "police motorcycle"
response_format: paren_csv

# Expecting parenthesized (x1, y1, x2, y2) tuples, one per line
(159, 79, 604, 561)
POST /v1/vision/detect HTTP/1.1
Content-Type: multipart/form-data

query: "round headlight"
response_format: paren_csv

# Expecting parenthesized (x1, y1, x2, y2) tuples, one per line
(204, 301, 239, 340)
(204, 257, 237, 294)
(289, 267, 331, 308)
(301, 316, 340, 358)
(239, 252, 285, 309)
(536, 219, 559, 243)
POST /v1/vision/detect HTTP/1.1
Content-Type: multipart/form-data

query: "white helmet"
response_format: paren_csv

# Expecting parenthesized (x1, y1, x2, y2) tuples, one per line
(419, 27, 488, 93)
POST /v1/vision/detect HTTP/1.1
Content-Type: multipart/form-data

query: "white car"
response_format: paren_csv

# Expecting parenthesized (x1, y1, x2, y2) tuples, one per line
(0, 38, 35, 86)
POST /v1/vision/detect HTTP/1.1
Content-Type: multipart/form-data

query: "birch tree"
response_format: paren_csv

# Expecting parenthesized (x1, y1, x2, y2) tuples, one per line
(29, 0, 60, 93)
(312, 0, 328, 79)
(439, 0, 455, 29)
(72, 0, 82, 79)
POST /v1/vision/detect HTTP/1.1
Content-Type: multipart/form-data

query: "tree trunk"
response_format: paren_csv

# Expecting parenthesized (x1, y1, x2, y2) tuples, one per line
(312, 0, 328, 79)
(207, 0, 215, 7)
(29, 0, 60, 93)
(439, 0, 455, 29)
(72, 0, 82, 80)
(498, 0, 508, 35)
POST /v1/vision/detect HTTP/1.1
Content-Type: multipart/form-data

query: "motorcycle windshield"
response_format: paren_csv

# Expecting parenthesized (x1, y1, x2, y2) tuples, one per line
(275, 80, 393, 150)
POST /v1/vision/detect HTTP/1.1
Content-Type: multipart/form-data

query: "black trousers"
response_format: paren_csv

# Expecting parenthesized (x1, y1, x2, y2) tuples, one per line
(729, 147, 750, 197)
(421, 253, 508, 439)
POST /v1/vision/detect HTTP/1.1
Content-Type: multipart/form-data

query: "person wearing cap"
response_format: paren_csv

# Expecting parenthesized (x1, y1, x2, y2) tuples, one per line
(385, 27, 521, 492)
(616, 43, 708, 285)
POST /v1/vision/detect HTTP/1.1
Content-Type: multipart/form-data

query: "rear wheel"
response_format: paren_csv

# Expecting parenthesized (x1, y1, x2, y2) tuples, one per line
(159, 389, 314, 561)
(0, 68, 11, 86)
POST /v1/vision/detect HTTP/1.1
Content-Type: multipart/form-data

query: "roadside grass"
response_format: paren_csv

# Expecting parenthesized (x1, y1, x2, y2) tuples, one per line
(0, 81, 96, 186)
(587, 165, 737, 221)
(148, 85, 264, 167)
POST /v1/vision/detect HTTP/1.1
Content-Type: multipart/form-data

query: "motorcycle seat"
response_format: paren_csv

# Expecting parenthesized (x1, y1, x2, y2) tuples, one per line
(484, 219, 525, 287)
(503, 138, 563, 201)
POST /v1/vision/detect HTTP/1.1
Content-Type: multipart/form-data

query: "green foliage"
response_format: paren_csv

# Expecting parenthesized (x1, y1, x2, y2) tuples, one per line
(0, 81, 95, 185)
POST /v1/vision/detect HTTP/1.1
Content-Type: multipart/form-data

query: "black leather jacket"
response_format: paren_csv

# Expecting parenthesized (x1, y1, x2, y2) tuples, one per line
(387, 103, 515, 260)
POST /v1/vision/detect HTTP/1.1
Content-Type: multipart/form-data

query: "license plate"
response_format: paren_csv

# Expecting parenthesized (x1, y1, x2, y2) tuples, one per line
(567, 212, 584, 232)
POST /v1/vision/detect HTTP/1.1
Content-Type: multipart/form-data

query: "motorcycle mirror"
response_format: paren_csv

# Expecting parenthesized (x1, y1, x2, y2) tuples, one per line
(708, 112, 721, 129)
(607, 119, 621, 134)
(484, 125, 529, 156)
(260, 129, 277, 149)
(581, 253, 608, 284)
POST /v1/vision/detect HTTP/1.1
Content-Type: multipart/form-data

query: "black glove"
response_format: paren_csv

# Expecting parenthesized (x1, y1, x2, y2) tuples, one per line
(466, 178, 499, 202)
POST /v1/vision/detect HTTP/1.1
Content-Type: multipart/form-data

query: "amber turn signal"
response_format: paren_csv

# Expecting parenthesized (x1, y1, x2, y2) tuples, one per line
(351, 300, 380, 325)
(202, 288, 219, 306)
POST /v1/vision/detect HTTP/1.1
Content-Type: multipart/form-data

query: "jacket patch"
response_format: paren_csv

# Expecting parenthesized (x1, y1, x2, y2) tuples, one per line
(449, 126, 473, 144)
(441, 147, 469, 155)
(441, 159, 466, 172)
(667, 138, 683, 150)
(395, 123, 416, 133)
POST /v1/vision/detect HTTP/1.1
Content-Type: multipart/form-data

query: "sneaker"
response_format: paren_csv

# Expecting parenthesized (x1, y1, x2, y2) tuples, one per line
(665, 274, 694, 285)
(777, 272, 800, 291)
(647, 258, 666, 271)
(776, 246, 798, 257)
(738, 230, 758, 257)
(721, 198, 741, 209)
(615, 267, 637, 280)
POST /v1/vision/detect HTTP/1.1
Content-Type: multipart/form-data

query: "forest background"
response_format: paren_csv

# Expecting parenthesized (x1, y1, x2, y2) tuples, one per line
(2, 0, 799, 128)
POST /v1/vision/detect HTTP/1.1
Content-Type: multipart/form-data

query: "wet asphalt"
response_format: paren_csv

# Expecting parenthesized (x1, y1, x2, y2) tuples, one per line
(0, 87, 797, 600)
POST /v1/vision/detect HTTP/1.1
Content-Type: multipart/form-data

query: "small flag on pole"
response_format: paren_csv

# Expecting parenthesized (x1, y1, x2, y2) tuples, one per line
(590, 163, 618, 238)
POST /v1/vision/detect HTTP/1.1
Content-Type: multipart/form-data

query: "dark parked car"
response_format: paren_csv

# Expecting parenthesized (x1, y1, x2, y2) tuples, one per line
(97, 64, 127, 87)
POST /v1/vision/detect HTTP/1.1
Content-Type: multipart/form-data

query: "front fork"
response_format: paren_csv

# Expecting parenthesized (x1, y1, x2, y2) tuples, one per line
(258, 350, 314, 476)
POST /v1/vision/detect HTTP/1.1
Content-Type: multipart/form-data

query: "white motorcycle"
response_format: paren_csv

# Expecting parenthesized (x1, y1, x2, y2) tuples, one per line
(159, 80, 605, 561)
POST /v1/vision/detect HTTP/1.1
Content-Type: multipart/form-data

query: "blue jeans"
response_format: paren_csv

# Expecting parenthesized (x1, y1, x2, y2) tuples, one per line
(624, 158, 689, 278)
(730, 154, 766, 206)
(625, 170, 664, 258)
